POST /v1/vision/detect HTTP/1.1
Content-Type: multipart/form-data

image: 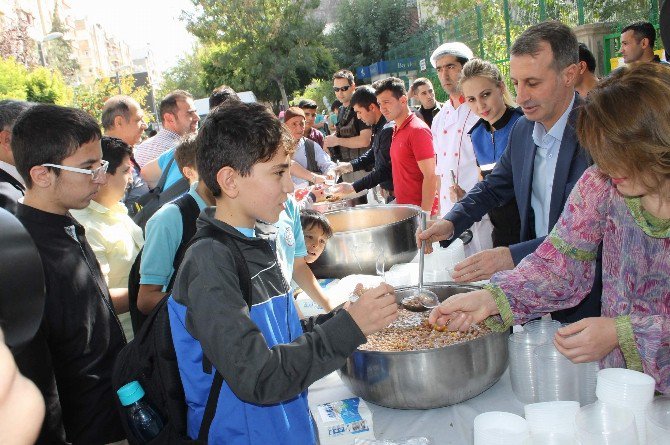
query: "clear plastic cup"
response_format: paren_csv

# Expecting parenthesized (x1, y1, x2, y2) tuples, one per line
(523, 432, 577, 444)
(524, 401, 579, 436)
(474, 411, 529, 445)
(576, 401, 639, 445)
(534, 343, 580, 402)
(596, 368, 655, 444)
(646, 396, 670, 444)
(579, 361, 599, 405)
(508, 332, 541, 403)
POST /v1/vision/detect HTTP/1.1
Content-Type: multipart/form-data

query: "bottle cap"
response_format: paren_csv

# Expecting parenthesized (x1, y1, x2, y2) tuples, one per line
(117, 380, 145, 406)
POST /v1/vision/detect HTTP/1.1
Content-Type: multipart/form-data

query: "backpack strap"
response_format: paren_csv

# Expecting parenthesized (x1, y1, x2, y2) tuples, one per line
(166, 194, 200, 293)
(174, 224, 253, 442)
(154, 155, 175, 192)
(0, 168, 25, 193)
(304, 139, 320, 173)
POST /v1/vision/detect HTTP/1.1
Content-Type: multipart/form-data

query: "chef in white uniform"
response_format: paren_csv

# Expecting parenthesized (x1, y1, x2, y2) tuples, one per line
(430, 42, 493, 256)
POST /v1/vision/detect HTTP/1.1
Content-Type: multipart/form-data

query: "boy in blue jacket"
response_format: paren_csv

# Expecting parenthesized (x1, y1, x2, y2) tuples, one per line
(167, 101, 398, 444)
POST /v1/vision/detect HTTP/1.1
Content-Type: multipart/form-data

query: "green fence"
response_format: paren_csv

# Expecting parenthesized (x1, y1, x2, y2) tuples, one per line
(383, 0, 661, 95)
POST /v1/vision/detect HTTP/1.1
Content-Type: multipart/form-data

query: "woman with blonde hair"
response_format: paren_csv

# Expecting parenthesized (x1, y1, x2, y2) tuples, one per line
(429, 62, 670, 393)
(452, 58, 524, 247)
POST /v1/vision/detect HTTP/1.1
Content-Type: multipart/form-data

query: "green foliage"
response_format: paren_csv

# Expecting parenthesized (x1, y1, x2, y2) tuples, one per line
(328, 0, 419, 68)
(71, 76, 152, 123)
(47, 6, 79, 83)
(184, 0, 335, 108)
(158, 48, 209, 99)
(25, 66, 71, 104)
(291, 79, 336, 111)
(0, 57, 28, 100)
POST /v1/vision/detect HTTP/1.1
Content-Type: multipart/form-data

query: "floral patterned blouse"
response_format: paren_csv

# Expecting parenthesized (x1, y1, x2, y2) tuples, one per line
(484, 166, 669, 393)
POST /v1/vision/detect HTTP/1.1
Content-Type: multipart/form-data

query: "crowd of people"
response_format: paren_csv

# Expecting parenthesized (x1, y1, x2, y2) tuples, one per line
(0, 17, 667, 445)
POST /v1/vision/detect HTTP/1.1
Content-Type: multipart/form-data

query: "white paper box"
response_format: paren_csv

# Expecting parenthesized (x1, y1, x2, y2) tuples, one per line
(311, 397, 375, 445)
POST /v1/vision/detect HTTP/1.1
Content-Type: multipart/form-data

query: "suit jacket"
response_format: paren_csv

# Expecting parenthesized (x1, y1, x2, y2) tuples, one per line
(0, 167, 25, 215)
(443, 95, 602, 322)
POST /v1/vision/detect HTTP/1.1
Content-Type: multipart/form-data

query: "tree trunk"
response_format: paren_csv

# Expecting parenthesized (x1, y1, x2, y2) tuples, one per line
(273, 76, 290, 111)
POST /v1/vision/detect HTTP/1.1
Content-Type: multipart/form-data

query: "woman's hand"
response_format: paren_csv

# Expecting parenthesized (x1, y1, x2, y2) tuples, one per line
(428, 289, 499, 332)
(554, 317, 619, 363)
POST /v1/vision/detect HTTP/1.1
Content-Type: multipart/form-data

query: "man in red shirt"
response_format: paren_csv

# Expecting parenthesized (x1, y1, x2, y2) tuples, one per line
(373, 77, 438, 214)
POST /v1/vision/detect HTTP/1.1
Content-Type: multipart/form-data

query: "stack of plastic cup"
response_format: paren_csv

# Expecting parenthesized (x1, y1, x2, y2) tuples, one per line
(473, 411, 529, 445)
(579, 361, 600, 405)
(508, 331, 541, 403)
(524, 401, 579, 438)
(576, 401, 639, 444)
(596, 368, 655, 445)
(522, 432, 577, 444)
(534, 343, 580, 402)
(523, 319, 561, 343)
(646, 396, 670, 445)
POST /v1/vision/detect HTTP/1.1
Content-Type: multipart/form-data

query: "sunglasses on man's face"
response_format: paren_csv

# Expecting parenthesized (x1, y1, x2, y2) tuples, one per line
(333, 85, 351, 93)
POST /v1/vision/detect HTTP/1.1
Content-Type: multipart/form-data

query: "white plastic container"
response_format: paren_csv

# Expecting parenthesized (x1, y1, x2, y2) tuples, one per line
(646, 396, 670, 445)
(576, 401, 639, 445)
(524, 401, 579, 436)
(596, 368, 655, 444)
(473, 411, 529, 445)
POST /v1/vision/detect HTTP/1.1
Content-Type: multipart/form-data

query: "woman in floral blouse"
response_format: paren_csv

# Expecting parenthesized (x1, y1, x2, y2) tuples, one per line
(426, 62, 670, 393)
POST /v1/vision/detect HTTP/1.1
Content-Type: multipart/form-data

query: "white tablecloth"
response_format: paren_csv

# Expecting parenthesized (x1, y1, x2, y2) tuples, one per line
(308, 367, 524, 445)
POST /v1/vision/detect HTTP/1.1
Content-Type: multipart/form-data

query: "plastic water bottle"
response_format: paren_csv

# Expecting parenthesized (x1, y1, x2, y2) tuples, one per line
(117, 381, 164, 443)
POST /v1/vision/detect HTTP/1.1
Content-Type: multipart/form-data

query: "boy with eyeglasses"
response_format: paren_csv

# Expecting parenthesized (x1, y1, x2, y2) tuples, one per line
(11, 104, 127, 444)
(322, 69, 371, 163)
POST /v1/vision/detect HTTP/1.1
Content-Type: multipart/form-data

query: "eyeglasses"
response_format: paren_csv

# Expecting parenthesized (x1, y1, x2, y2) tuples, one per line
(41, 159, 109, 183)
(333, 85, 351, 93)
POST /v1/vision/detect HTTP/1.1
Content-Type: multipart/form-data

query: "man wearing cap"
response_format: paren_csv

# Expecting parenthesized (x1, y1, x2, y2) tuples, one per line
(284, 107, 336, 187)
(430, 42, 493, 255)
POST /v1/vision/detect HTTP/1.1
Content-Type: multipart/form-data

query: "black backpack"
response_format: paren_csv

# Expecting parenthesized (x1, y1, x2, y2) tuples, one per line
(127, 194, 200, 334)
(132, 157, 190, 230)
(113, 225, 253, 444)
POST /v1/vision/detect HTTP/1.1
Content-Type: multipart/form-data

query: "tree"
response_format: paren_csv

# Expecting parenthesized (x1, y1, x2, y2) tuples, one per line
(45, 5, 79, 83)
(158, 49, 209, 99)
(184, 0, 336, 109)
(25, 66, 72, 105)
(71, 76, 152, 123)
(327, 0, 420, 69)
(0, 57, 28, 100)
(0, 9, 38, 67)
(291, 79, 335, 111)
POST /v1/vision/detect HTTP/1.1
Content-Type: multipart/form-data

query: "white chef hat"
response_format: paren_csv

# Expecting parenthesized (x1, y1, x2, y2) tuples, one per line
(430, 42, 474, 68)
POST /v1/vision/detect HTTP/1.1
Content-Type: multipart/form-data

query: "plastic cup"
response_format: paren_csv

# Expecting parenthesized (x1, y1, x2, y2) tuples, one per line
(524, 401, 579, 436)
(579, 361, 599, 405)
(508, 332, 540, 403)
(474, 411, 529, 445)
(646, 396, 670, 445)
(523, 432, 577, 444)
(576, 401, 639, 445)
(534, 343, 580, 402)
(596, 368, 655, 444)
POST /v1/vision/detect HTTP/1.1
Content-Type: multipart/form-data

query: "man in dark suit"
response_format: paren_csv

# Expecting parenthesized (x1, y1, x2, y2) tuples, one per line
(0, 100, 32, 214)
(419, 21, 601, 323)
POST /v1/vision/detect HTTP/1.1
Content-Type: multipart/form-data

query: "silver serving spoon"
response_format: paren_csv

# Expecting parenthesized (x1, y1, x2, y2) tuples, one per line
(401, 212, 440, 310)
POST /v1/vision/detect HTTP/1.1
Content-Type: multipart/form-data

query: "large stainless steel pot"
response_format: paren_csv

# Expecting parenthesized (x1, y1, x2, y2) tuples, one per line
(310, 205, 421, 279)
(311, 190, 367, 213)
(339, 283, 508, 409)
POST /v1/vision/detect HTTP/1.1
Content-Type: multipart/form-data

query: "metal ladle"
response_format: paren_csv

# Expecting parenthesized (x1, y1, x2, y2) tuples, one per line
(401, 212, 440, 310)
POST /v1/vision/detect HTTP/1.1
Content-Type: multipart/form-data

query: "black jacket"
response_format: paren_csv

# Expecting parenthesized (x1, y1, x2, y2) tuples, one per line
(0, 167, 25, 214)
(350, 116, 394, 192)
(15, 204, 126, 444)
